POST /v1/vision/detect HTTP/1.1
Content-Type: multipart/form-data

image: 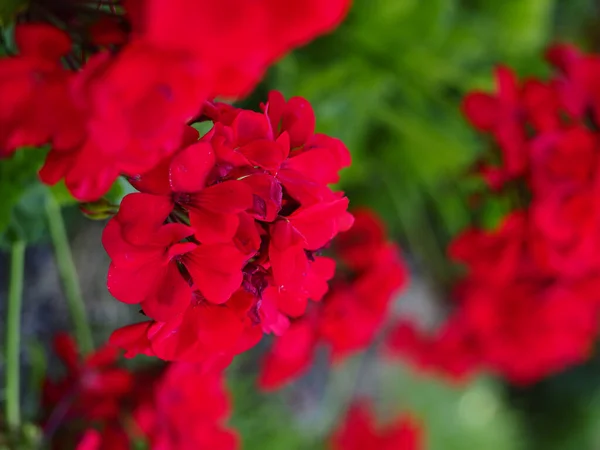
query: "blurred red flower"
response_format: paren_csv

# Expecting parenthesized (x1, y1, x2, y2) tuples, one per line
(330, 401, 423, 450)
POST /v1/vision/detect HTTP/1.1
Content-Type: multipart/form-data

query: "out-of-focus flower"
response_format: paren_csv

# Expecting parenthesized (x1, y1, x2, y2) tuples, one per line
(43, 333, 133, 423)
(1, 1, 351, 200)
(389, 44, 600, 385)
(134, 363, 238, 450)
(0, 24, 80, 158)
(330, 401, 423, 450)
(259, 208, 407, 390)
(44, 335, 238, 450)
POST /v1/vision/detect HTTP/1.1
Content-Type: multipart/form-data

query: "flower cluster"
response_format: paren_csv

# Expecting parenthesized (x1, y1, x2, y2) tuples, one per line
(386, 44, 600, 384)
(104, 91, 353, 367)
(0, 0, 350, 201)
(259, 209, 407, 390)
(43, 336, 237, 450)
(330, 401, 423, 450)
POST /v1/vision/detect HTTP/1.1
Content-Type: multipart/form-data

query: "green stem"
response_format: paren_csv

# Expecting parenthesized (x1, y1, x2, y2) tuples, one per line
(5, 240, 25, 431)
(45, 196, 94, 355)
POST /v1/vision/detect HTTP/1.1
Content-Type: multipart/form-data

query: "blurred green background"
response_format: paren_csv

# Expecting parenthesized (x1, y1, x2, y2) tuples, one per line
(3, 0, 600, 449)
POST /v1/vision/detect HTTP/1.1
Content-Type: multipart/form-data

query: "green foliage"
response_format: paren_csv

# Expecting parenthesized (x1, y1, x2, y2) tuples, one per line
(380, 363, 523, 450)
(0, 1, 27, 27)
(229, 373, 319, 450)
(0, 149, 48, 247)
(228, 356, 524, 450)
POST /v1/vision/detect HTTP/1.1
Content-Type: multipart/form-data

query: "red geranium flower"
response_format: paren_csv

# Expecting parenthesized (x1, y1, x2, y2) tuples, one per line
(331, 401, 423, 450)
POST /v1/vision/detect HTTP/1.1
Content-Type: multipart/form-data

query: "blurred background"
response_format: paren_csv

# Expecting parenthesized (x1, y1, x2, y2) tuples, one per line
(3, 0, 600, 448)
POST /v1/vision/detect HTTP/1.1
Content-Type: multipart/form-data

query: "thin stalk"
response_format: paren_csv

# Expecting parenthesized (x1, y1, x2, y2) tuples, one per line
(45, 196, 94, 354)
(5, 240, 25, 431)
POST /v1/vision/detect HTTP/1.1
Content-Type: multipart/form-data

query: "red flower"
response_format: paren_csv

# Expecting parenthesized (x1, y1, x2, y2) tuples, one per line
(74, 427, 129, 450)
(133, 363, 238, 450)
(331, 402, 423, 450)
(137, 0, 351, 97)
(416, 47, 600, 384)
(104, 91, 351, 367)
(460, 279, 600, 384)
(260, 208, 407, 390)
(461, 66, 527, 187)
(109, 289, 262, 365)
(531, 181, 600, 277)
(258, 318, 317, 391)
(45, 335, 240, 450)
(0, 24, 81, 157)
(334, 208, 388, 271)
(448, 212, 540, 285)
(528, 125, 597, 195)
(103, 192, 251, 320)
(385, 318, 480, 383)
(4, 1, 351, 201)
(43, 334, 133, 423)
(40, 42, 208, 201)
(545, 44, 600, 121)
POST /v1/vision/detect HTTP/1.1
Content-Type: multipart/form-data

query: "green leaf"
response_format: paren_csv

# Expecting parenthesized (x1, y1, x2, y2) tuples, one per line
(0, 1, 28, 27)
(50, 180, 78, 206)
(0, 147, 48, 246)
(2, 183, 49, 246)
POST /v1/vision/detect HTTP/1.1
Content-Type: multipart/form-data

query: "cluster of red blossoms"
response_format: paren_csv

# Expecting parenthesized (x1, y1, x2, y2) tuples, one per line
(43, 335, 423, 450)
(387, 44, 600, 384)
(260, 209, 407, 390)
(43, 335, 238, 450)
(104, 91, 353, 368)
(0, 0, 350, 200)
(330, 401, 422, 450)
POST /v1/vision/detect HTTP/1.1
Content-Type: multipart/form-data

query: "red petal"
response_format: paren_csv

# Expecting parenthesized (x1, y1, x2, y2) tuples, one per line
(258, 319, 316, 390)
(233, 212, 262, 254)
(129, 156, 172, 195)
(232, 110, 272, 146)
(274, 287, 309, 318)
(269, 239, 308, 290)
(170, 142, 216, 192)
(193, 304, 244, 350)
(155, 223, 196, 248)
(116, 193, 174, 243)
(259, 287, 291, 334)
(75, 430, 101, 450)
(107, 259, 166, 305)
(109, 322, 154, 358)
(305, 256, 336, 301)
(147, 314, 197, 361)
(39, 149, 73, 186)
(284, 148, 340, 185)
(184, 244, 248, 304)
(15, 24, 71, 60)
(306, 134, 351, 171)
(53, 333, 80, 373)
(241, 173, 282, 222)
(270, 220, 304, 250)
(266, 90, 286, 133)
(140, 262, 192, 321)
(194, 180, 254, 213)
(62, 141, 121, 202)
(280, 96, 315, 148)
(461, 92, 499, 131)
(84, 345, 119, 368)
(238, 139, 286, 170)
(288, 197, 350, 250)
(495, 65, 519, 106)
(102, 219, 162, 267)
(189, 208, 240, 244)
